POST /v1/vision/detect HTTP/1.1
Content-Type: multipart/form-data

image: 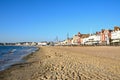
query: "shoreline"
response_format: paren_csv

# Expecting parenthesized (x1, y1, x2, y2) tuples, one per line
(0, 47, 41, 80)
(22, 46, 40, 60)
(0, 46, 120, 80)
(0, 46, 39, 72)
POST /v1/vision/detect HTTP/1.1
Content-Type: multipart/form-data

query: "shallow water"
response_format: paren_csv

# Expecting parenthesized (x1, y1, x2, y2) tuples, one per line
(0, 46, 38, 71)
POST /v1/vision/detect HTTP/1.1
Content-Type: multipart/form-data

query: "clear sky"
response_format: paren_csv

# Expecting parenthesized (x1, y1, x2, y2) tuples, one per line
(0, 0, 120, 42)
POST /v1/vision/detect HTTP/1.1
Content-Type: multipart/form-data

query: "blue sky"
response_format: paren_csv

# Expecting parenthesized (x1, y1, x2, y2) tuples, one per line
(0, 0, 120, 42)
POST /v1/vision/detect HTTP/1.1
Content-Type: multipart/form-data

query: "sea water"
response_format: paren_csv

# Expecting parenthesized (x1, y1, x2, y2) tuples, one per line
(0, 46, 38, 71)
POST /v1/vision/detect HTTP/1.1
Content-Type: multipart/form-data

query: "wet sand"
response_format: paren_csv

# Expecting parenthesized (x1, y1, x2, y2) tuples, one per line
(0, 46, 120, 80)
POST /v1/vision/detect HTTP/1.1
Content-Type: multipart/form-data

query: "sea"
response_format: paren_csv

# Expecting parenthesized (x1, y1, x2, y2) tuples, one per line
(0, 46, 38, 71)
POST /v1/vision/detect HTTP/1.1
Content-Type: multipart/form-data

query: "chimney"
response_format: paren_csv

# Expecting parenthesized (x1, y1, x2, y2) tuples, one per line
(114, 26, 119, 31)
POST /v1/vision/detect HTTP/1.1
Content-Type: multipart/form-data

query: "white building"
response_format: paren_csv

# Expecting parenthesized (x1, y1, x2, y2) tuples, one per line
(111, 31, 120, 43)
(16, 43, 21, 46)
(81, 38, 88, 45)
(81, 35, 100, 45)
(31, 42, 37, 46)
(37, 42, 47, 46)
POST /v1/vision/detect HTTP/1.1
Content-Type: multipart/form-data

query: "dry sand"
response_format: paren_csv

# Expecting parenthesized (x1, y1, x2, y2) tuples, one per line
(0, 46, 120, 80)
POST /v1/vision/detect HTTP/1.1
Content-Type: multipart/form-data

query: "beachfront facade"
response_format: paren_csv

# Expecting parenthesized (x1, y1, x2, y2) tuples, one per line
(66, 38, 73, 45)
(37, 42, 47, 46)
(111, 27, 120, 45)
(100, 29, 112, 45)
(55, 26, 120, 46)
(81, 26, 120, 46)
(81, 34, 101, 45)
(15, 42, 37, 46)
(72, 35, 80, 45)
(72, 32, 82, 45)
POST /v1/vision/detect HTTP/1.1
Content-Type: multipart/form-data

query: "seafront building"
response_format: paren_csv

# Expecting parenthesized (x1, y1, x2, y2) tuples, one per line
(58, 26, 120, 46)
(72, 33, 81, 45)
(0, 42, 48, 46)
(0, 43, 4, 45)
(82, 34, 101, 45)
(100, 29, 112, 45)
(111, 27, 120, 45)
(0, 26, 120, 46)
(37, 41, 47, 46)
(16, 42, 37, 46)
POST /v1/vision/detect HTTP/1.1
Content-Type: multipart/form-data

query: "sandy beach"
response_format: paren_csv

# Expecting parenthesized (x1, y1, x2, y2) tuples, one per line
(0, 46, 120, 80)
